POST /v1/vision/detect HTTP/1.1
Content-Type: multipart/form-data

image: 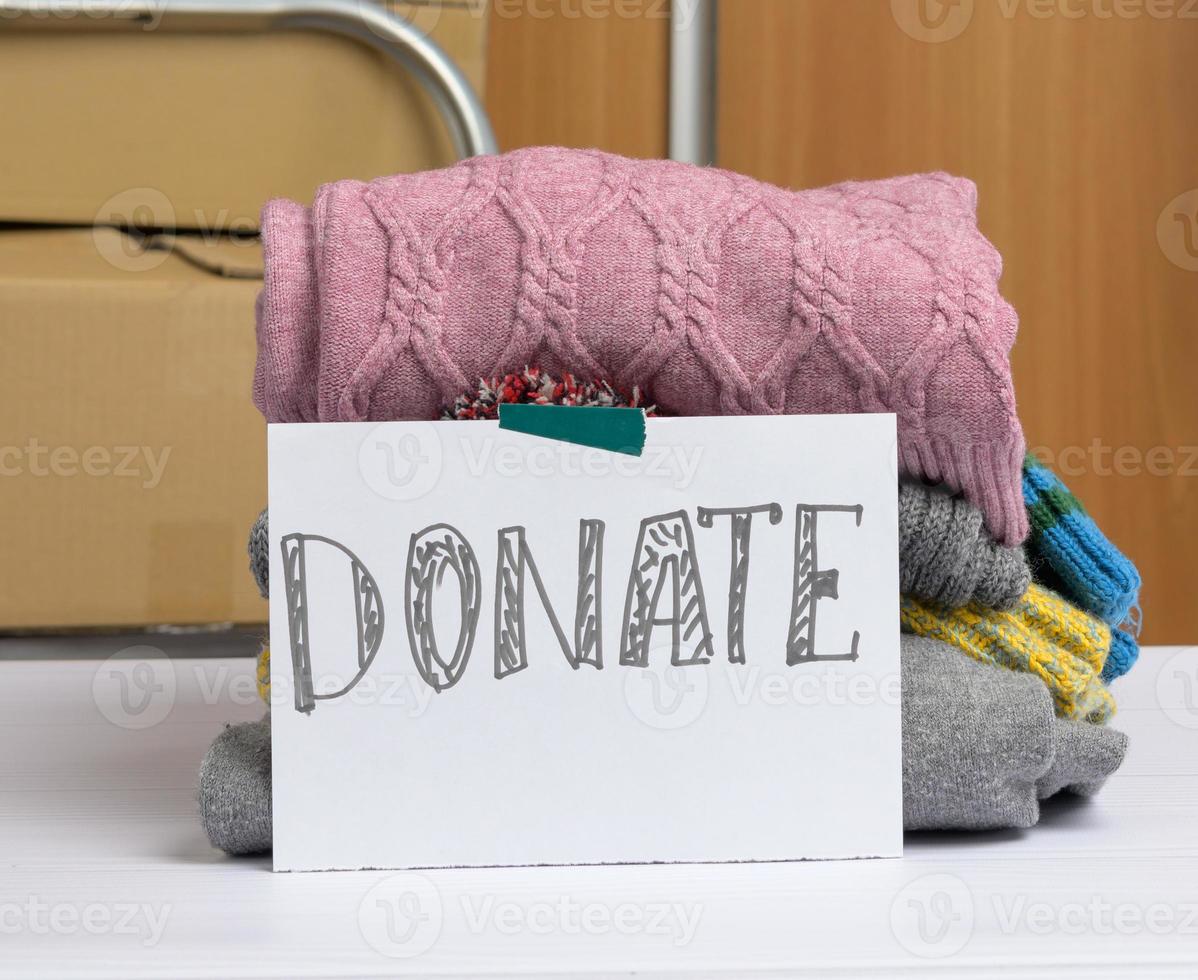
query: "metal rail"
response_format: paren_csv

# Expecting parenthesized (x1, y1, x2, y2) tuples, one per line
(669, 0, 716, 165)
(0, 0, 497, 160)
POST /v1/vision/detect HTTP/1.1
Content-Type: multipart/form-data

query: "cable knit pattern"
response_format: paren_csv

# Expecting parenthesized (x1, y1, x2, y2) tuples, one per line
(254, 147, 1028, 543)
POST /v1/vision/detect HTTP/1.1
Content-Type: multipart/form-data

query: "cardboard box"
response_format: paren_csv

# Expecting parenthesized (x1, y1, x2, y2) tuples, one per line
(0, 228, 268, 628)
(0, 2, 489, 230)
(0, 4, 489, 629)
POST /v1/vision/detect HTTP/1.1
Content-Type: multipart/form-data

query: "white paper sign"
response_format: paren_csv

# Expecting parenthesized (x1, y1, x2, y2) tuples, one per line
(268, 414, 902, 872)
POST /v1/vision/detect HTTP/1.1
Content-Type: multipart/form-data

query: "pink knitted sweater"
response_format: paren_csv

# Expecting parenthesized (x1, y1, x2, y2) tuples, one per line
(254, 147, 1027, 544)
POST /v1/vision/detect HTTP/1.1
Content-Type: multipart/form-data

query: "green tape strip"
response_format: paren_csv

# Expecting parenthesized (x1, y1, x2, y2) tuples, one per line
(498, 404, 646, 457)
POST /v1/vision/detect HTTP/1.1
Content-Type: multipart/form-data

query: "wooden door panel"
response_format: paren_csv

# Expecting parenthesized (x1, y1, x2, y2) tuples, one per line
(719, 0, 1198, 642)
(486, 0, 670, 156)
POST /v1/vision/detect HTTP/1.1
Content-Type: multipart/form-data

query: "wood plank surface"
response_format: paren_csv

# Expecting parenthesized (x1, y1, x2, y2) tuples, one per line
(486, 0, 670, 156)
(717, 0, 1198, 643)
(2, 644, 1196, 976)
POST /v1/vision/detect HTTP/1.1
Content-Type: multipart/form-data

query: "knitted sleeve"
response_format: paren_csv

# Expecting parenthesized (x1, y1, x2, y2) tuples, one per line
(899, 583, 1127, 723)
(899, 482, 1030, 609)
(1022, 454, 1141, 626)
(255, 148, 1028, 544)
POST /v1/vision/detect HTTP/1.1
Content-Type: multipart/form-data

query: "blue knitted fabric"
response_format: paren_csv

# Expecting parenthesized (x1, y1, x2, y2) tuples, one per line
(1023, 454, 1142, 628)
(1102, 628, 1139, 683)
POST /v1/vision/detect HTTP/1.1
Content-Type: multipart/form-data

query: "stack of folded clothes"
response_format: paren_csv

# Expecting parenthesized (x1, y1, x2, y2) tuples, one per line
(897, 453, 1140, 829)
(199, 148, 1140, 854)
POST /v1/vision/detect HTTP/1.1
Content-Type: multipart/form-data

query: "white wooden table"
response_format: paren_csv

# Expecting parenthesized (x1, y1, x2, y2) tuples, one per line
(3, 638, 1198, 978)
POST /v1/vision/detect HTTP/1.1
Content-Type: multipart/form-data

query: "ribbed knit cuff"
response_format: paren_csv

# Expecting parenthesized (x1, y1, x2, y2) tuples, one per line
(248, 508, 269, 599)
(1023, 454, 1141, 627)
(1102, 628, 1140, 683)
(900, 583, 1117, 724)
(900, 433, 1029, 547)
(899, 482, 1030, 610)
(254, 198, 319, 423)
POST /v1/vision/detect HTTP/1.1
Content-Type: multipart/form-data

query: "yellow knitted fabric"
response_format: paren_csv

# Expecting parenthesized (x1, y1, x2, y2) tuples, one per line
(900, 582, 1116, 724)
(256, 643, 271, 704)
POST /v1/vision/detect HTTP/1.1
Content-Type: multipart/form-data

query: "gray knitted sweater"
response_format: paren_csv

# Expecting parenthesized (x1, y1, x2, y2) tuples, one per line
(898, 482, 1030, 609)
